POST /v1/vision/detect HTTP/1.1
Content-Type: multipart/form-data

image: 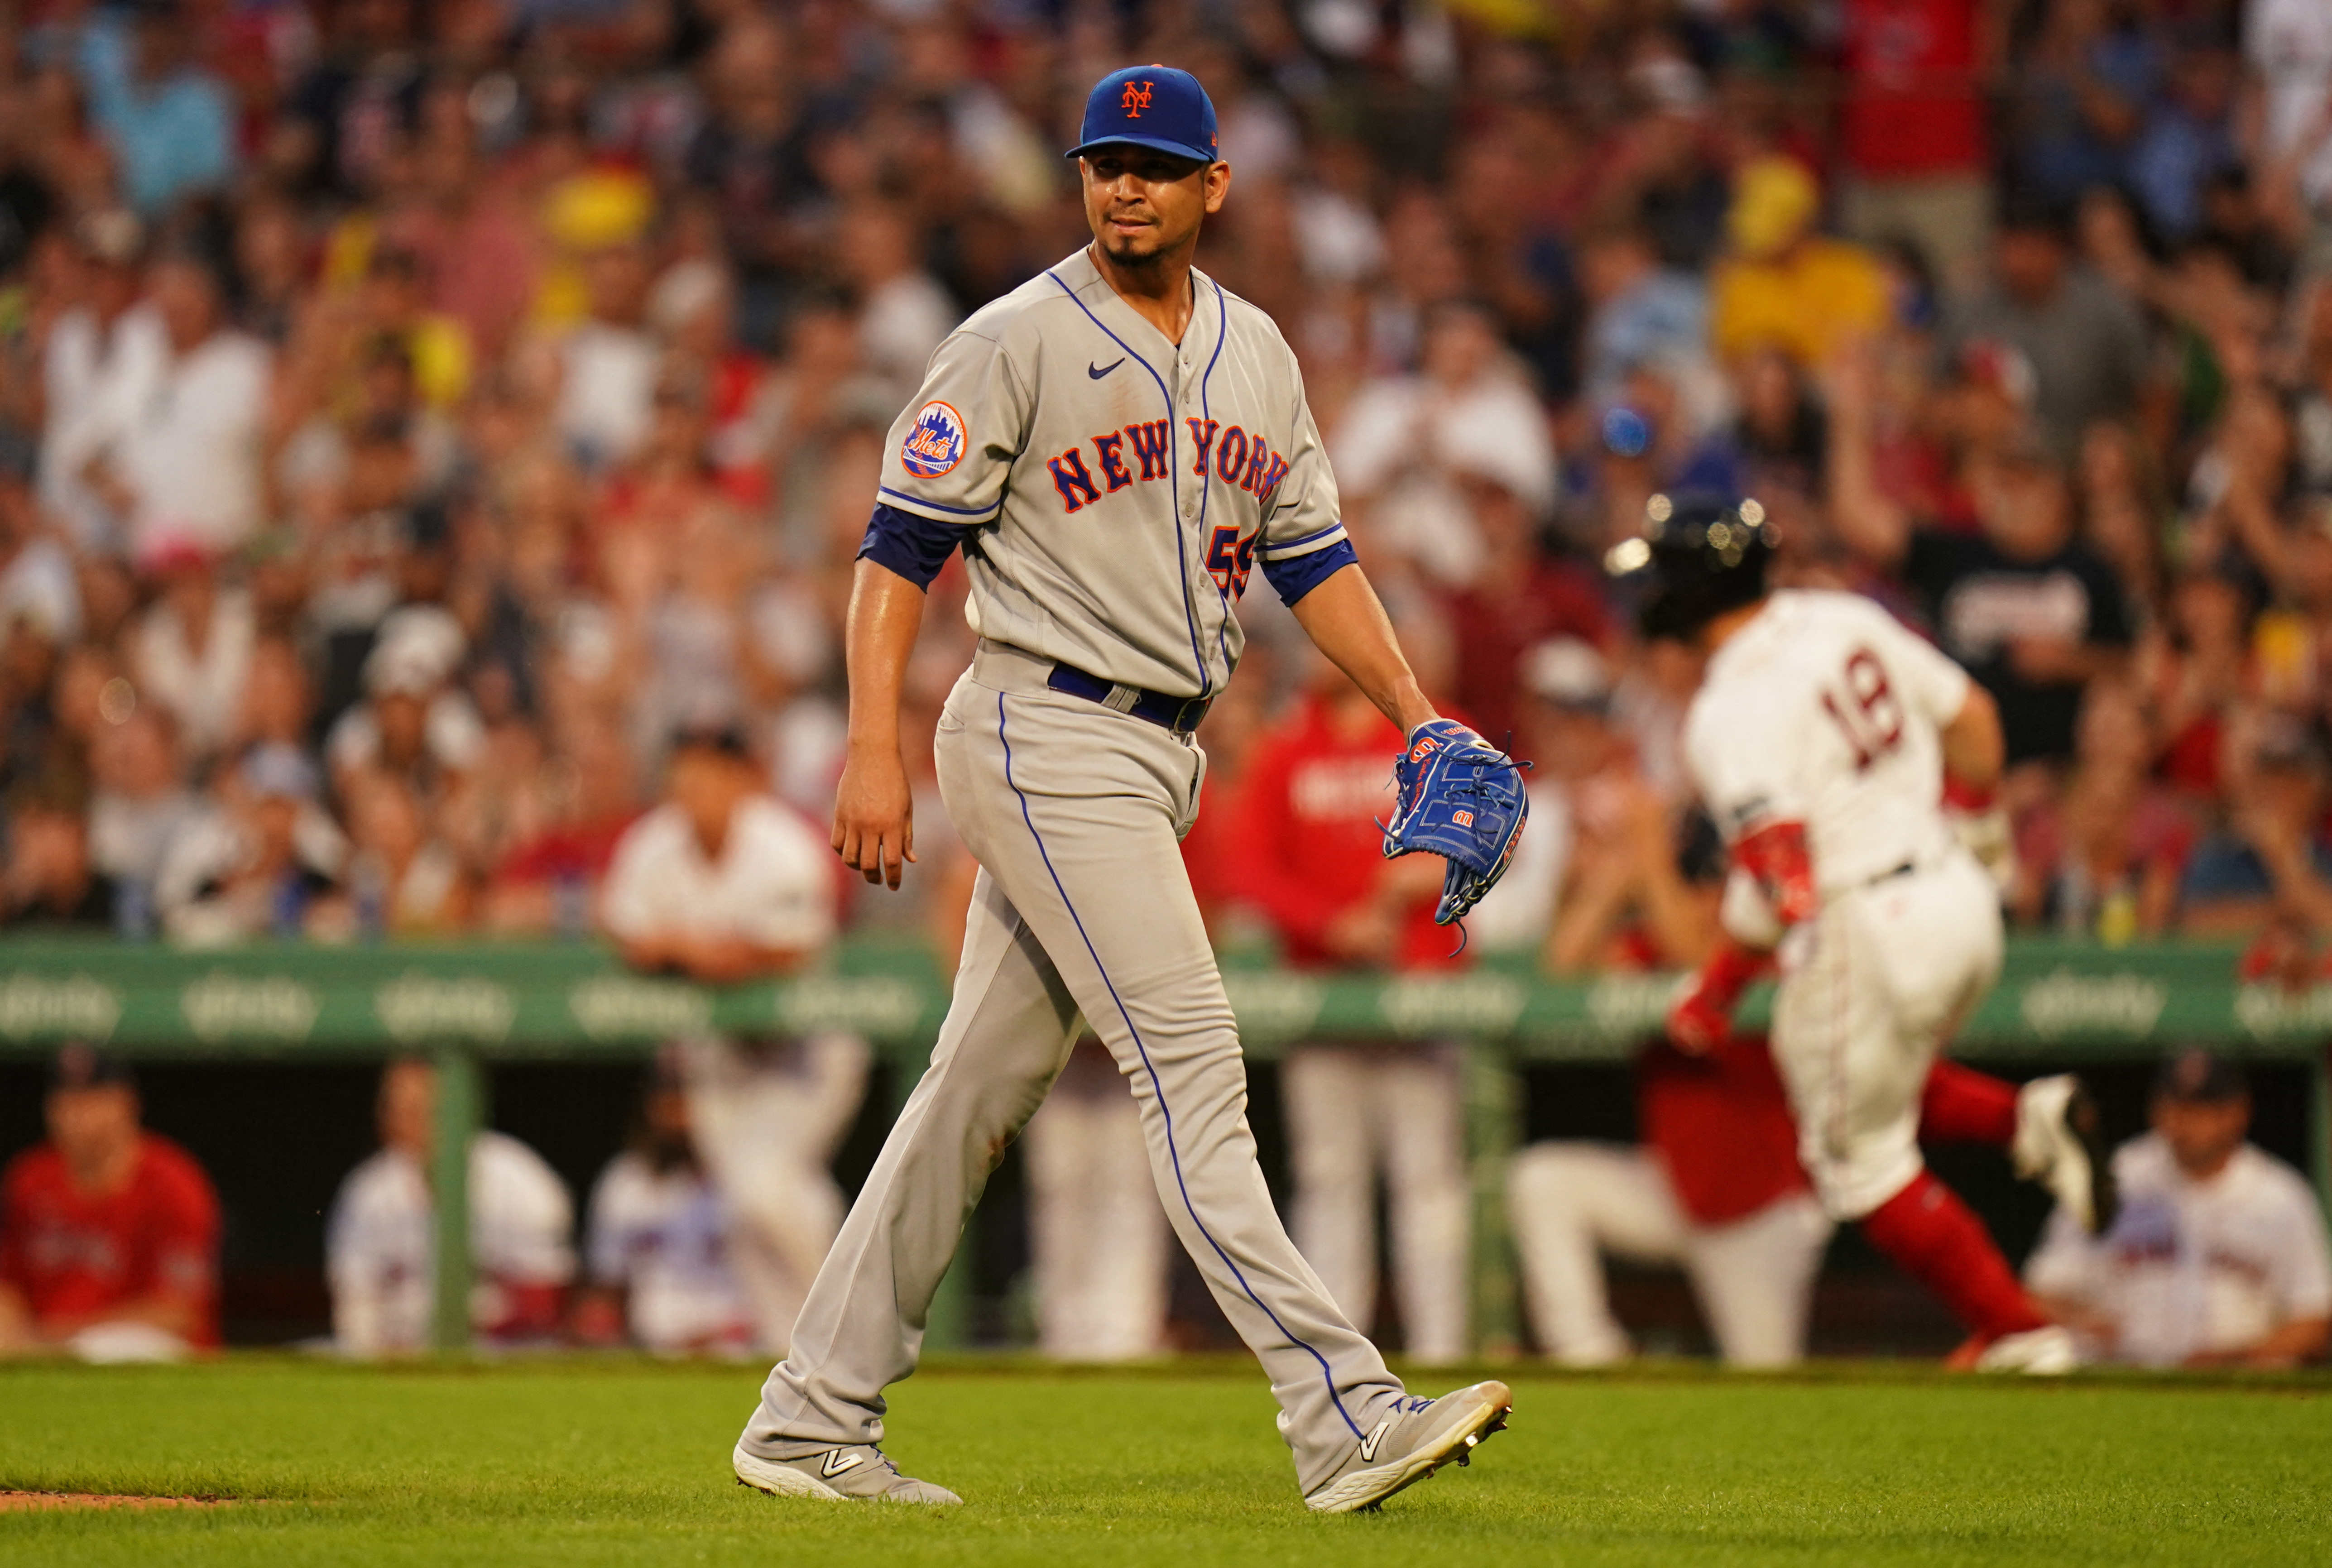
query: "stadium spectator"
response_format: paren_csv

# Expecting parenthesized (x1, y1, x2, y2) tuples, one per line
(1834, 0, 1996, 293)
(1229, 659, 1470, 1363)
(1830, 415, 2135, 768)
(576, 1050, 757, 1357)
(38, 208, 162, 556)
(1331, 300, 1559, 590)
(0, 1043, 219, 1360)
(125, 543, 253, 765)
(2028, 1050, 2332, 1367)
(1944, 197, 2149, 463)
(1, 778, 115, 930)
(109, 247, 270, 560)
(86, 700, 197, 935)
(2180, 711, 2332, 938)
(600, 723, 863, 1354)
(72, 0, 236, 219)
(2010, 680, 2192, 939)
(324, 603, 486, 795)
(326, 1057, 574, 1357)
(1708, 157, 1889, 373)
(154, 743, 345, 945)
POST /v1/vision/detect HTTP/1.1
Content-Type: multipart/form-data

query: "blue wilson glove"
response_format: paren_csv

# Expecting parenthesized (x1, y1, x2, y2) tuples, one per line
(1382, 719, 1530, 925)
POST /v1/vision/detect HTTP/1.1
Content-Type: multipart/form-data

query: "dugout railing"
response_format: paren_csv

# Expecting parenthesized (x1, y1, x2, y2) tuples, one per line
(0, 935, 2324, 1353)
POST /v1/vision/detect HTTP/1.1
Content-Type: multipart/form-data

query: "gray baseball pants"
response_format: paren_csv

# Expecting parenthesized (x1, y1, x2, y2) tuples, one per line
(740, 641, 1406, 1492)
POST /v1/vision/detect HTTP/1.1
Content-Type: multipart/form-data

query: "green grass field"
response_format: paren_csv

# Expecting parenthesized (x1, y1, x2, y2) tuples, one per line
(1, 1358, 2327, 1566)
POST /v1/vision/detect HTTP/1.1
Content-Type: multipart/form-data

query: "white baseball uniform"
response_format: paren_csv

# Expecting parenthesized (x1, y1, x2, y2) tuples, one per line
(601, 795, 869, 1355)
(742, 245, 1412, 1496)
(325, 1131, 575, 1356)
(1684, 589, 2002, 1219)
(2026, 1133, 2332, 1365)
(1507, 1143, 1832, 1367)
(585, 1151, 758, 1355)
(1021, 1041, 1170, 1361)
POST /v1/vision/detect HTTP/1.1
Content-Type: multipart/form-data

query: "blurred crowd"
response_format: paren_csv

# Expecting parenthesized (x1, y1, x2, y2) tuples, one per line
(0, 0, 2324, 967)
(3, 0, 2332, 1366)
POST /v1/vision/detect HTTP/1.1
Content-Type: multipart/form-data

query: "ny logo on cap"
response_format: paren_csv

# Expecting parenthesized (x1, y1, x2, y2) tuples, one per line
(1122, 79, 1153, 117)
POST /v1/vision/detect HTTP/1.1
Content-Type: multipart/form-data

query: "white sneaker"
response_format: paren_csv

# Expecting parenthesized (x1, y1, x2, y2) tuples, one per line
(2013, 1075, 2118, 1234)
(732, 1440, 963, 1504)
(1973, 1324, 2080, 1375)
(1302, 1381, 1511, 1515)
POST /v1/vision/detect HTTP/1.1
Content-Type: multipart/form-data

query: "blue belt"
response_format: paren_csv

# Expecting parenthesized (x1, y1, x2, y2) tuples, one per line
(1045, 662, 1213, 735)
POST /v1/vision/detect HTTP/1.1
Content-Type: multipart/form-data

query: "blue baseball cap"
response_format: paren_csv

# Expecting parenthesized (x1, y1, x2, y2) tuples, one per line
(1066, 66, 1220, 168)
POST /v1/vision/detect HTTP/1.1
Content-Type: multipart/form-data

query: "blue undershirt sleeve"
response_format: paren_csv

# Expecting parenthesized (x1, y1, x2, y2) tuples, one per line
(1262, 537, 1358, 606)
(855, 503, 965, 590)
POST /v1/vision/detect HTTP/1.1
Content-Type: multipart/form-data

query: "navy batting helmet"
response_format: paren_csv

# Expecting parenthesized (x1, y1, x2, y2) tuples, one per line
(1605, 494, 1776, 641)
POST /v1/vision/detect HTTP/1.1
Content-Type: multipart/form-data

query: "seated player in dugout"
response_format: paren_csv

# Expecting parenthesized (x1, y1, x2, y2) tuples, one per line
(728, 66, 1527, 1514)
(2027, 1050, 2331, 1368)
(0, 1043, 221, 1360)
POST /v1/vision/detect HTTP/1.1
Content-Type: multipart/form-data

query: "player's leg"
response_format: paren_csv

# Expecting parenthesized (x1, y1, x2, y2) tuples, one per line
(1506, 1142, 1690, 1364)
(960, 680, 1407, 1494)
(1284, 1043, 1382, 1338)
(1377, 1041, 1469, 1365)
(1919, 1059, 2117, 1233)
(742, 861, 1084, 1456)
(1773, 859, 2049, 1352)
(1680, 1192, 1833, 1367)
(1917, 1059, 2019, 1143)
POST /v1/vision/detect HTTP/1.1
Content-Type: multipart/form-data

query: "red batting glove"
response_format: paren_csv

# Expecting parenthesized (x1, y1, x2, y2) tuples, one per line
(1732, 820, 1819, 926)
(1666, 938, 1773, 1055)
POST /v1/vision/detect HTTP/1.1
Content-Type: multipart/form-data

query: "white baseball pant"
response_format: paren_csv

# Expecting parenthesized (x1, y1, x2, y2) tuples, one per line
(1023, 1041, 1169, 1361)
(1282, 1041, 1471, 1365)
(1771, 851, 2004, 1220)
(744, 644, 1406, 1494)
(682, 1033, 870, 1356)
(1507, 1141, 1832, 1366)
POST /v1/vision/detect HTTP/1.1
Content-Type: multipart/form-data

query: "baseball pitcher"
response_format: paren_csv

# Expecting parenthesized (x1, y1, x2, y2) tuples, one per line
(728, 67, 1526, 1512)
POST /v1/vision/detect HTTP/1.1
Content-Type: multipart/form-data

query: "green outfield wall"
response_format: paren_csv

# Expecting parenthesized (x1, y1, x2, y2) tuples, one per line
(0, 936, 2322, 1352)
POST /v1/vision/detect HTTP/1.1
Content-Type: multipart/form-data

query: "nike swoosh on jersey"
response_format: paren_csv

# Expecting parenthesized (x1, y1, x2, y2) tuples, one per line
(820, 1449, 865, 1478)
(1088, 358, 1126, 379)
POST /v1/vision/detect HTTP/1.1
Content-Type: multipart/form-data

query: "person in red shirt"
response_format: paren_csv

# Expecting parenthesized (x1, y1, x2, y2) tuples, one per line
(1228, 662, 1470, 1363)
(0, 1044, 221, 1359)
(1836, 0, 2004, 296)
(1508, 1035, 1836, 1366)
(1439, 474, 1612, 752)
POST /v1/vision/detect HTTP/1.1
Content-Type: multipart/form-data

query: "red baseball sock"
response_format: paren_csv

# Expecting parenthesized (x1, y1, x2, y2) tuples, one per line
(1859, 1170, 2047, 1340)
(1917, 1061, 2019, 1147)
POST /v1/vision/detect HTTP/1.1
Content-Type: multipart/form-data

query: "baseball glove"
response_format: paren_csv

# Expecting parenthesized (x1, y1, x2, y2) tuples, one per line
(1381, 718, 1530, 926)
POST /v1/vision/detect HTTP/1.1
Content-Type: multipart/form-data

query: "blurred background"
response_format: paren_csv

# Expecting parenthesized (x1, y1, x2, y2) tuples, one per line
(0, 0, 2328, 1367)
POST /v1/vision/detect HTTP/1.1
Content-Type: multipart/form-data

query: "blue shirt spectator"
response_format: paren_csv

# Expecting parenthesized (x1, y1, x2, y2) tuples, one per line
(78, 9, 235, 217)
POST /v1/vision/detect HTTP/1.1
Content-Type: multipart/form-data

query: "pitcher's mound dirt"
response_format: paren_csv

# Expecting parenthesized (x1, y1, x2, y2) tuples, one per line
(0, 1491, 235, 1511)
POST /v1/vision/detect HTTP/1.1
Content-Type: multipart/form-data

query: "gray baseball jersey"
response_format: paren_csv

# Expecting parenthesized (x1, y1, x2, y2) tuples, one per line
(874, 245, 1351, 699)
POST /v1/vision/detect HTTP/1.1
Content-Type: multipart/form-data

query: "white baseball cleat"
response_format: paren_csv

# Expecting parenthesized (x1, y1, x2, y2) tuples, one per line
(1302, 1381, 1512, 1515)
(732, 1439, 963, 1504)
(2013, 1074, 2118, 1235)
(1972, 1324, 2080, 1375)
